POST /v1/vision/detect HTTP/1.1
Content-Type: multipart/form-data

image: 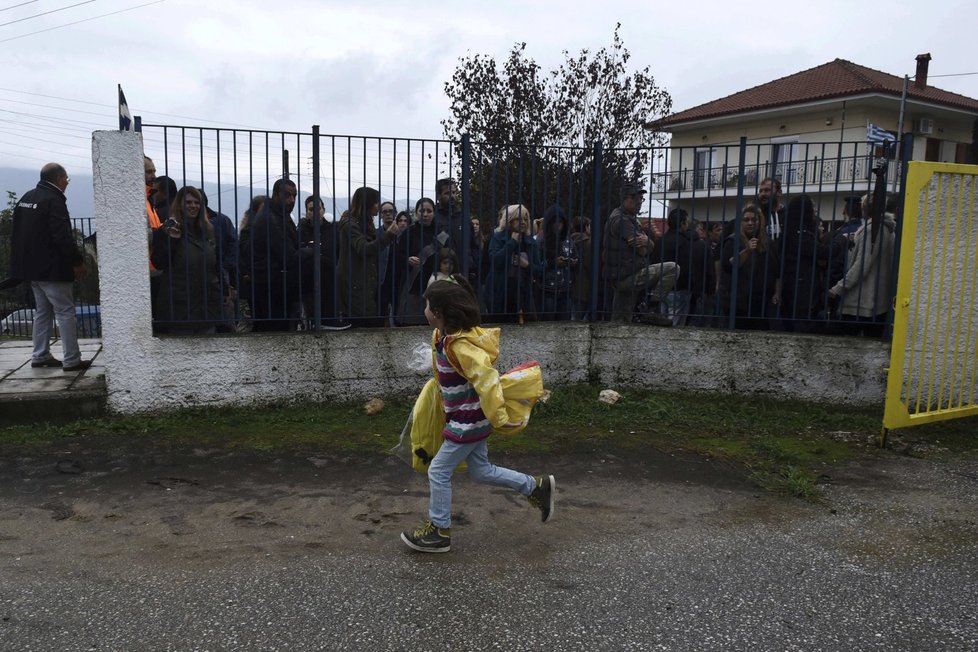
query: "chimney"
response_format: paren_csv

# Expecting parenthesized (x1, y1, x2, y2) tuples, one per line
(915, 53, 932, 89)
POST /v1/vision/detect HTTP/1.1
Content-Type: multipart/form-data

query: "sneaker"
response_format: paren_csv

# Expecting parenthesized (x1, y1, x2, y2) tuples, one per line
(63, 360, 93, 373)
(31, 357, 62, 368)
(401, 520, 451, 553)
(527, 475, 556, 523)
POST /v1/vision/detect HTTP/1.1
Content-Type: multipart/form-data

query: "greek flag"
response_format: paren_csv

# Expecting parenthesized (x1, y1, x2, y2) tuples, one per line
(866, 123, 895, 144)
(118, 84, 132, 131)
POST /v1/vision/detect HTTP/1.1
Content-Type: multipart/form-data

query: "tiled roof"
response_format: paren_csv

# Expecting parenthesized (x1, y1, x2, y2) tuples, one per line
(656, 58, 978, 127)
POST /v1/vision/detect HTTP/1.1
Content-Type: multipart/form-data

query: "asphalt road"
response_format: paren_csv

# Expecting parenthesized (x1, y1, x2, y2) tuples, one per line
(1, 439, 976, 651)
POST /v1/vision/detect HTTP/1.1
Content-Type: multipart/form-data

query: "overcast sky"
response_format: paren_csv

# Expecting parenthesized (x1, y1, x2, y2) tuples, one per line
(3, 0, 978, 204)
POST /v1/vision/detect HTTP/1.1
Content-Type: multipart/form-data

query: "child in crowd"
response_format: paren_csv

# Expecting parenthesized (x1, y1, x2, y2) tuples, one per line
(427, 247, 457, 288)
(400, 275, 554, 553)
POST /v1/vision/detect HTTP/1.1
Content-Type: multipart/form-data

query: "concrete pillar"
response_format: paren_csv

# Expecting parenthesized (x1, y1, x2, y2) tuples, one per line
(91, 130, 153, 412)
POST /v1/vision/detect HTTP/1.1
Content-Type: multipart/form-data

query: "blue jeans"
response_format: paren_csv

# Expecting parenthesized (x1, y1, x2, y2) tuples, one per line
(31, 281, 80, 367)
(661, 289, 692, 327)
(427, 438, 535, 529)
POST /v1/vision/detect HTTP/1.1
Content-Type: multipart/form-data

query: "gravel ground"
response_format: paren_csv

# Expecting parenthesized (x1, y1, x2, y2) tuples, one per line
(1, 439, 976, 651)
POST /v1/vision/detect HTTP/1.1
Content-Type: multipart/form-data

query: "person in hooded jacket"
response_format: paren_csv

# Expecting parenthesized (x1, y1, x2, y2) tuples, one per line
(536, 204, 578, 321)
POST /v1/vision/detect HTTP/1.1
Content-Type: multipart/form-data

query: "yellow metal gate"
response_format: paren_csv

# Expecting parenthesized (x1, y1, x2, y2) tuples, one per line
(884, 161, 978, 436)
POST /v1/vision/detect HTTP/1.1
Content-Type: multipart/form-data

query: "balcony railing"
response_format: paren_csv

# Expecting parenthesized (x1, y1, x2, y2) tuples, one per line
(658, 153, 900, 194)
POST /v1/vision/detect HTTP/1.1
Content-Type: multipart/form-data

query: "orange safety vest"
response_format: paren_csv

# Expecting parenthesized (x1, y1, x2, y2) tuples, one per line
(147, 185, 161, 272)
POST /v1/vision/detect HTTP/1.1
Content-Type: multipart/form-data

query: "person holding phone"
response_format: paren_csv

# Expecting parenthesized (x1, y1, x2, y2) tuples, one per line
(151, 186, 223, 334)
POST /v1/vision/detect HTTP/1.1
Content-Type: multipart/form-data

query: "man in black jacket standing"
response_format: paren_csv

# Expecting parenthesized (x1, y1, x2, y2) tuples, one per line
(240, 178, 303, 331)
(434, 178, 479, 281)
(11, 163, 91, 372)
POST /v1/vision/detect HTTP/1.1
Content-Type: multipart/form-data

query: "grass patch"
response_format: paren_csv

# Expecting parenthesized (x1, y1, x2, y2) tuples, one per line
(1, 384, 975, 499)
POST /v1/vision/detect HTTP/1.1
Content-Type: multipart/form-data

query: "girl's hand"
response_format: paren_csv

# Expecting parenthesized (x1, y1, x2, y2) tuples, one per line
(408, 256, 420, 268)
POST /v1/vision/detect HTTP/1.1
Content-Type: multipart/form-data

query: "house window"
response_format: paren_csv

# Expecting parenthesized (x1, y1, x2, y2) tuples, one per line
(770, 137, 800, 185)
(693, 148, 715, 190)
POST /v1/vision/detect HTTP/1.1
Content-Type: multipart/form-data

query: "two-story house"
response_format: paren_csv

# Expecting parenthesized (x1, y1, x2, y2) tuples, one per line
(649, 54, 978, 225)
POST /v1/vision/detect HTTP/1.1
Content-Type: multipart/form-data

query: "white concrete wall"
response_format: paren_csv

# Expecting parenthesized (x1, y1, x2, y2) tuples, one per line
(92, 131, 892, 415)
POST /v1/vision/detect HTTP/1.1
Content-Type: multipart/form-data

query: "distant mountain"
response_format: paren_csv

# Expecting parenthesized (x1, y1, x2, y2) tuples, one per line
(0, 167, 351, 225)
(0, 167, 95, 218)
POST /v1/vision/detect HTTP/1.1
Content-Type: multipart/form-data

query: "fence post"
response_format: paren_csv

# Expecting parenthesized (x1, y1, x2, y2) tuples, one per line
(311, 125, 321, 329)
(589, 140, 603, 319)
(282, 150, 290, 180)
(885, 131, 915, 340)
(461, 133, 472, 278)
(134, 116, 142, 133)
(728, 136, 748, 329)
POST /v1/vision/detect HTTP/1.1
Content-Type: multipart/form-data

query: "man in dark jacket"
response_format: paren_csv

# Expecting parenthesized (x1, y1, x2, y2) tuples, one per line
(434, 178, 479, 280)
(240, 178, 303, 331)
(197, 188, 238, 291)
(298, 195, 348, 330)
(11, 163, 91, 372)
(152, 176, 178, 221)
(602, 183, 677, 325)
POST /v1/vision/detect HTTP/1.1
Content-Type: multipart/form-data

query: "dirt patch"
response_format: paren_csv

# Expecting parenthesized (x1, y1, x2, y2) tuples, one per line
(0, 435, 758, 565)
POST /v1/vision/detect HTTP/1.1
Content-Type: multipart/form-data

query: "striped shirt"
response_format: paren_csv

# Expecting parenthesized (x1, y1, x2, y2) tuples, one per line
(435, 337, 492, 443)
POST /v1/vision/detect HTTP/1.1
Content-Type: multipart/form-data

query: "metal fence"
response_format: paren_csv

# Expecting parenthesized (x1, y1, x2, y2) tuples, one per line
(136, 121, 906, 335)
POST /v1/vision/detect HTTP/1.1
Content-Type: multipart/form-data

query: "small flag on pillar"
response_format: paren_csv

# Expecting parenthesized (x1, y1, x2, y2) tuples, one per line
(118, 84, 132, 131)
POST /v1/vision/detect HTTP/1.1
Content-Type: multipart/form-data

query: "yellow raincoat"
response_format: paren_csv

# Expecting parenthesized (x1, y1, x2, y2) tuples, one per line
(406, 327, 545, 473)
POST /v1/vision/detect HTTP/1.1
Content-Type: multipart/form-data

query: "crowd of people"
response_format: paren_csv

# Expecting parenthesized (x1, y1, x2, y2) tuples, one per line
(141, 156, 898, 337)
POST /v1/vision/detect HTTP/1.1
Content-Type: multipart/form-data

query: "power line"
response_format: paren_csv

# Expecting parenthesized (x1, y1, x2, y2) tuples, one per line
(0, 0, 96, 28)
(929, 71, 978, 79)
(0, 96, 116, 119)
(0, 107, 111, 128)
(0, 141, 91, 161)
(0, 128, 90, 148)
(0, 0, 164, 44)
(0, 86, 113, 108)
(0, 87, 263, 129)
(0, 1, 39, 13)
